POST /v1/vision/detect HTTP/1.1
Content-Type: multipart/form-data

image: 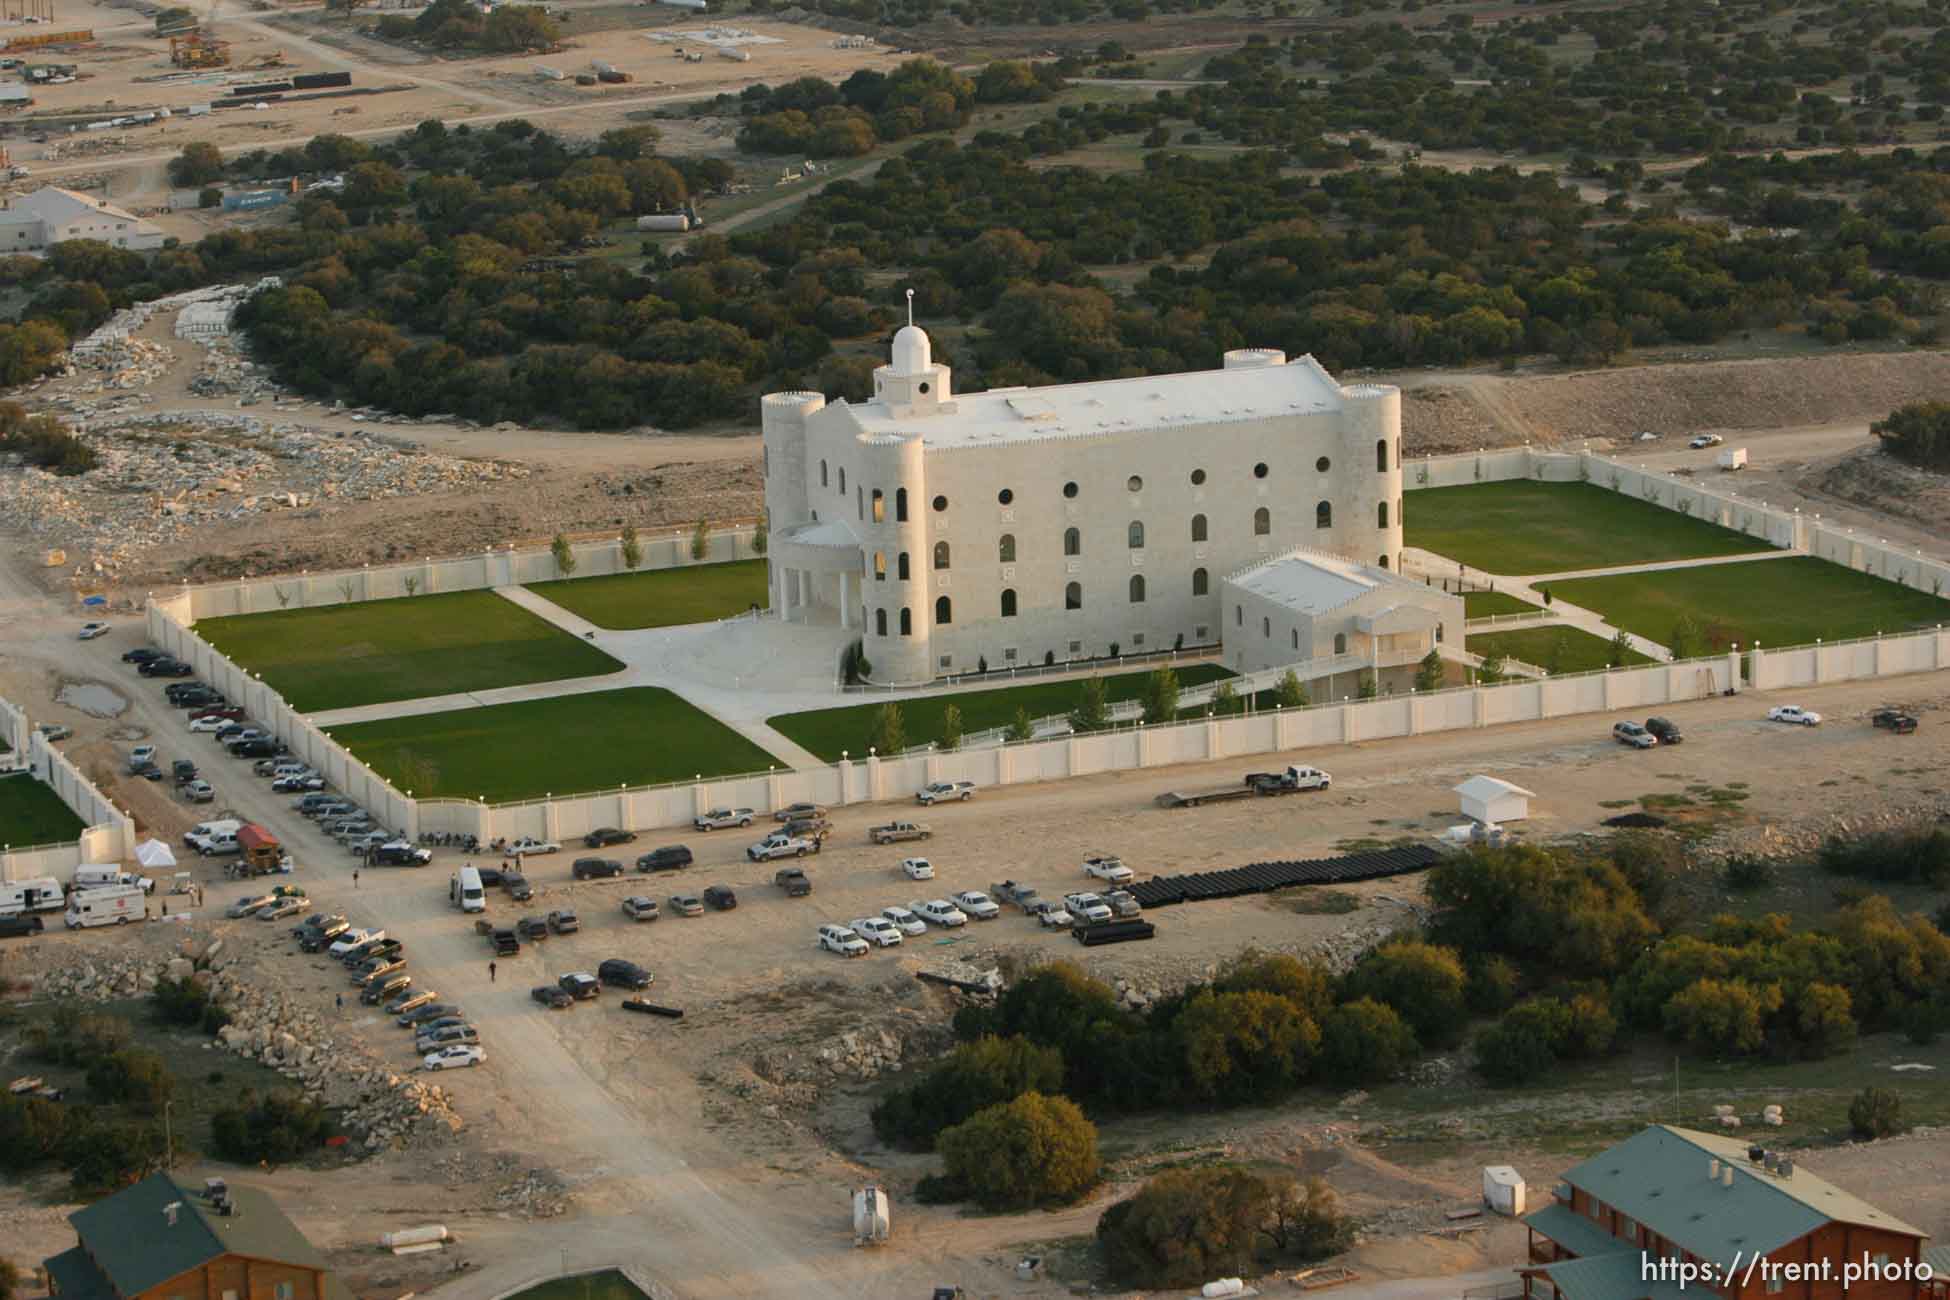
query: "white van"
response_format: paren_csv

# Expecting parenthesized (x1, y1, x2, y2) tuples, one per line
(0, 876, 65, 915)
(183, 818, 241, 847)
(450, 866, 485, 913)
(73, 865, 154, 894)
(65, 884, 145, 929)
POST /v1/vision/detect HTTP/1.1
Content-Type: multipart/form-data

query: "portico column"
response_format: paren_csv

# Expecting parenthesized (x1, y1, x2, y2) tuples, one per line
(840, 570, 852, 630)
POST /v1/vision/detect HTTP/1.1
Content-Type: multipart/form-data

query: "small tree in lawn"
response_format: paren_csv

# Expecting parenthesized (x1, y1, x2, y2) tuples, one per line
(751, 512, 769, 557)
(1668, 614, 1705, 660)
(1140, 666, 1179, 724)
(691, 518, 710, 561)
(870, 702, 907, 755)
(336, 577, 355, 603)
(1607, 629, 1632, 668)
(939, 704, 964, 752)
(1414, 649, 1444, 693)
(551, 532, 577, 577)
(1007, 706, 1034, 742)
(1275, 668, 1308, 707)
(1211, 681, 1239, 715)
(1544, 630, 1571, 676)
(1070, 676, 1109, 732)
(1850, 1086, 1904, 1138)
(403, 574, 419, 597)
(937, 1092, 1099, 1210)
(620, 524, 642, 571)
(1478, 649, 1509, 685)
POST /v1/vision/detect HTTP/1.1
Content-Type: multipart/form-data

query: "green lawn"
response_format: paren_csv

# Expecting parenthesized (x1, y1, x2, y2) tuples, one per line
(507, 1272, 651, 1300)
(198, 590, 623, 713)
(526, 560, 769, 630)
(1551, 557, 1950, 650)
(0, 772, 87, 847)
(1406, 481, 1774, 575)
(1463, 590, 1541, 618)
(326, 688, 780, 802)
(1465, 626, 1655, 674)
(769, 662, 1235, 761)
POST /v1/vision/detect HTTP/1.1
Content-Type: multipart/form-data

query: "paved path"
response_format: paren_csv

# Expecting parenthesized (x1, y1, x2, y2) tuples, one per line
(1405, 548, 1672, 663)
(1512, 549, 1801, 584)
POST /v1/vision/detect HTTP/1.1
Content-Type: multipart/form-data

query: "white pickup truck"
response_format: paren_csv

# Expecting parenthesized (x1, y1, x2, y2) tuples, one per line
(916, 781, 976, 806)
(1082, 854, 1134, 885)
(747, 832, 820, 862)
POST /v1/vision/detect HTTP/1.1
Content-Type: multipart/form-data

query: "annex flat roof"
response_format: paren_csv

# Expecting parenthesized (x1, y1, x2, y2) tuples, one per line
(1228, 550, 1376, 614)
(842, 354, 1353, 450)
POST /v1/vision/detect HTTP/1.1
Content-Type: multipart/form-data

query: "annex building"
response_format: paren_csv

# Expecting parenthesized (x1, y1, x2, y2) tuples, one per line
(762, 326, 1411, 683)
(1522, 1125, 1934, 1300)
(0, 186, 167, 254)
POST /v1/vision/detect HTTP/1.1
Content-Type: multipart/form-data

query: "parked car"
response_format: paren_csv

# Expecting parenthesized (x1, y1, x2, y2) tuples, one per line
(849, 916, 903, 948)
(476, 866, 504, 887)
(415, 1024, 479, 1051)
(775, 802, 825, 823)
(1873, 709, 1919, 734)
(183, 780, 215, 803)
(547, 908, 580, 934)
(748, 832, 819, 862)
(424, 1044, 485, 1070)
(916, 781, 976, 806)
(911, 898, 967, 927)
(1689, 433, 1725, 449)
(621, 895, 660, 921)
(668, 894, 704, 918)
(371, 841, 432, 867)
(1645, 717, 1683, 744)
(558, 971, 600, 1000)
(782, 817, 831, 840)
(141, 658, 194, 678)
(518, 916, 549, 942)
(818, 924, 869, 958)
(363, 973, 411, 1005)
(400, 1002, 459, 1027)
(132, 761, 164, 781)
(226, 894, 276, 918)
(584, 827, 636, 848)
(571, 857, 624, 880)
(597, 958, 653, 989)
(1029, 899, 1073, 929)
(123, 647, 165, 664)
(952, 890, 1000, 920)
(694, 807, 754, 830)
(1612, 720, 1657, 749)
(508, 837, 560, 855)
(703, 885, 738, 911)
(296, 913, 348, 940)
(1768, 705, 1822, 726)
(388, 988, 437, 1016)
(189, 706, 244, 722)
(230, 739, 282, 759)
(531, 985, 572, 1009)
(259, 898, 306, 922)
(329, 928, 383, 957)
(503, 872, 533, 901)
(1104, 890, 1142, 918)
(1082, 855, 1134, 885)
(636, 845, 693, 872)
(773, 867, 812, 897)
(35, 722, 71, 741)
(77, 621, 109, 640)
(172, 759, 197, 783)
(889, 859, 931, 884)
(880, 905, 927, 936)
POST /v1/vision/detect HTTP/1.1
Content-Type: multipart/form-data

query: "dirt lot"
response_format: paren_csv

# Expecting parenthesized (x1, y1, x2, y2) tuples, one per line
(8, 523, 1950, 1297)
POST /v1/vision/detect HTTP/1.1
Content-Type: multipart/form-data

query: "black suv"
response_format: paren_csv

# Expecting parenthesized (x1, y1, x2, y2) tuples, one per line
(597, 958, 652, 989)
(636, 845, 693, 872)
(0, 913, 46, 939)
(1873, 709, 1919, 734)
(503, 871, 533, 901)
(172, 759, 198, 785)
(373, 843, 431, 867)
(558, 972, 600, 1001)
(585, 827, 636, 848)
(703, 885, 737, 911)
(572, 857, 624, 880)
(123, 647, 165, 664)
(518, 915, 550, 941)
(231, 739, 284, 759)
(1644, 717, 1683, 744)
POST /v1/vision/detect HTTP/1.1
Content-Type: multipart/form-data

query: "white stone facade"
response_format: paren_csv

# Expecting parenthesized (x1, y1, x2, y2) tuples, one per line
(1219, 548, 1462, 679)
(762, 328, 1406, 683)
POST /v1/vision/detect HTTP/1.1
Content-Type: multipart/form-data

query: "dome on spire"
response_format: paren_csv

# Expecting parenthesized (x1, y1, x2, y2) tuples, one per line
(891, 324, 931, 376)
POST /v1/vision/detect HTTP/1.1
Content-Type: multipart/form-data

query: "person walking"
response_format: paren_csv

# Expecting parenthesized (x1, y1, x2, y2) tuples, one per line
(353, 869, 360, 889)
(488, 961, 497, 983)
(335, 993, 343, 1012)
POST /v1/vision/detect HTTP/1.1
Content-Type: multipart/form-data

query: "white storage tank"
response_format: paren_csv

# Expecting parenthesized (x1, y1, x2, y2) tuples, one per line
(378, 1224, 449, 1248)
(852, 1185, 889, 1246)
(1482, 1165, 1526, 1216)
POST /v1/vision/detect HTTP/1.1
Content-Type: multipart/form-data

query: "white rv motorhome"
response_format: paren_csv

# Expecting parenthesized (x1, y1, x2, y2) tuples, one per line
(0, 876, 65, 915)
(73, 865, 154, 894)
(65, 884, 146, 928)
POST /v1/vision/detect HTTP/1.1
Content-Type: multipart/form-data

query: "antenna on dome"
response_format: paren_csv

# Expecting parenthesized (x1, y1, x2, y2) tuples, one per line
(905, 287, 914, 327)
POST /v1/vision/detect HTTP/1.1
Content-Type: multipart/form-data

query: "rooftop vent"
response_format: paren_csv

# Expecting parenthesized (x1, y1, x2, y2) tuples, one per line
(1748, 1145, 1766, 1163)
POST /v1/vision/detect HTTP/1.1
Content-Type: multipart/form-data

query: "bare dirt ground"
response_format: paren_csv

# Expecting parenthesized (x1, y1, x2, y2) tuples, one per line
(8, 522, 1950, 1298)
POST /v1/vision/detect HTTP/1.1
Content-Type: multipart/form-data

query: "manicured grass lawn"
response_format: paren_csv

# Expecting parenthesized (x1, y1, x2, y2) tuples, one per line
(1465, 626, 1654, 674)
(1407, 481, 1773, 574)
(0, 772, 86, 847)
(1463, 590, 1540, 618)
(508, 1272, 650, 1300)
(1551, 557, 1950, 649)
(198, 590, 623, 713)
(769, 662, 1235, 761)
(526, 560, 769, 630)
(326, 688, 780, 802)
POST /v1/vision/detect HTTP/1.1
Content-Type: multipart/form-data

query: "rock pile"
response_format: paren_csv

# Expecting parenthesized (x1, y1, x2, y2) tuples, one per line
(813, 1027, 907, 1079)
(1691, 801, 1950, 868)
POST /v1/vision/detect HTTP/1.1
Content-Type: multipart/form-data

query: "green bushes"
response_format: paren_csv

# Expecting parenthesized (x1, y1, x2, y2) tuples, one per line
(210, 1089, 330, 1164)
(1339, 941, 1468, 1047)
(1849, 1086, 1904, 1138)
(1098, 1166, 1347, 1289)
(1817, 827, 1950, 886)
(1872, 402, 1950, 472)
(152, 975, 230, 1035)
(0, 403, 95, 476)
(1316, 998, 1418, 1085)
(871, 1035, 1063, 1149)
(1426, 845, 1657, 980)
(1474, 994, 1616, 1086)
(935, 1092, 1098, 1210)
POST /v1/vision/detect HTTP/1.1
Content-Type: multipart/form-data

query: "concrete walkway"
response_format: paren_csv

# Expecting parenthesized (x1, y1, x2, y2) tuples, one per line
(1404, 548, 1672, 662)
(1513, 548, 1801, 585)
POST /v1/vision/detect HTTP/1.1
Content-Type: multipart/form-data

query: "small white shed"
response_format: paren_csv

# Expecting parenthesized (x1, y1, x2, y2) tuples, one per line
(1482, 1165, 1526, 1216)
(1455, 775, 1534, 824)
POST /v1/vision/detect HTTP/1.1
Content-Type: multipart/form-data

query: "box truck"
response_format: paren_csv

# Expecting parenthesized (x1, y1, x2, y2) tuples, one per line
(65, 884, 145, 928)
(73, 864, 154, 894)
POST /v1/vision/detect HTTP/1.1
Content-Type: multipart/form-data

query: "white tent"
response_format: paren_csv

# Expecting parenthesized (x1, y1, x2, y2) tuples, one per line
(1454, 776, 1534, 824)
(135, 838, 177, 869)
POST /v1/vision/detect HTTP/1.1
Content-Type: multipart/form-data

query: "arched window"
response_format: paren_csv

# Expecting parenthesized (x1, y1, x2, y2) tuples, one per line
(1262, 616, 1271, 637)
(933, 541, 950, 571)
(839, 467, 847, 494)
(1065, 582, 1082, 611)
(1235, 604, 1243, 627)
(897, 552, 910, 581)
(820, 459, 828, 487)
(871, 489, 884, 524)
(935, 595, 952, 626)
(1254, 507, 1271, 536)
(1378, 554, 1390, 570)
(1193, 567, 1208, 596)
(1191, 514, 1207, 543)
(1128, 520, 1145, 549)
(1001, 588, 1018, 618)
(1377, 439, 1389, 472)
(1334, 632, 1347, 655)
(857, 485, 863, 520)
(1316, 501, 1332, 529)
(1291, 628, 1299, 650)
(998, 534, 1016, 563)
(875, 608, 887, 636)
(873, 551, 886, 581)
(1436, 622, 1445, 644)
(899, 607, 912, 637)
(896, 488, 909, 523)
(1064, 527, 1081, 557)
(1378, 501, 1389, 529)
(1129, 574, 1146, 603)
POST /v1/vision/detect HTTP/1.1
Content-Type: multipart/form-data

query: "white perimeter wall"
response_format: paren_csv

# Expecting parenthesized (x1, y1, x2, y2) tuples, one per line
(1, 695, 138, 883)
